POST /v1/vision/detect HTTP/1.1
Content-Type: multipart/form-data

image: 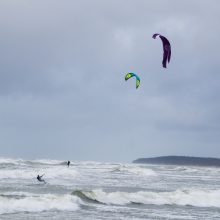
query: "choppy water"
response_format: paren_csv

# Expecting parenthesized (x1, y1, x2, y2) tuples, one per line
(0, 158, 220, 219)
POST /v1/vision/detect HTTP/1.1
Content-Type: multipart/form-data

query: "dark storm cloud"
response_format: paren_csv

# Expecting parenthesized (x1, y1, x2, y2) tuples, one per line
(0, 0, 220, 161)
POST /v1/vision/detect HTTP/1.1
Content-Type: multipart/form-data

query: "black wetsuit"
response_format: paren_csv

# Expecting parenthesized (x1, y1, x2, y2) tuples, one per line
(37, 175, 46, 183)
(67, 161, 70, 167)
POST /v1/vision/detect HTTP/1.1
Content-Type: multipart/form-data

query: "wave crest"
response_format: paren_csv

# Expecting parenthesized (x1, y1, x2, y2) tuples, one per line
(72, 188, 220, 208)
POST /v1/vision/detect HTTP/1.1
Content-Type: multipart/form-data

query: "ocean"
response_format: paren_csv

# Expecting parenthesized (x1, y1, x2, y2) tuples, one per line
(0, 158, 219, 219)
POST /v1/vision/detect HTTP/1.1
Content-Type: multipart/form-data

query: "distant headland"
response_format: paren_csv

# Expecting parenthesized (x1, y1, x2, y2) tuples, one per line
(133, 156, 220, 167)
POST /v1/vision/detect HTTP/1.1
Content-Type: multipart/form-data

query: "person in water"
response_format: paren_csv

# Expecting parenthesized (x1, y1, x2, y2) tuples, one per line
(37, 174, 46, 183)
(67, 161, 70, 167)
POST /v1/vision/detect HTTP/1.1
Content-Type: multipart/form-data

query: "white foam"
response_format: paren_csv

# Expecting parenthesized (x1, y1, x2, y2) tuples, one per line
(82, 188, 220, 207)
(0, 191, 34, 197)
(0, 158, 24, 165)
(40, 166, 78, 179)
(172, 166, 196, 172)
(33, 159, 64, 165)
(113, 165, 156, 176)
(0, 158, 69, 166)
(0, 169, 34, 179)
(0, 166, 78, 179)
(0, 193, 80, 214)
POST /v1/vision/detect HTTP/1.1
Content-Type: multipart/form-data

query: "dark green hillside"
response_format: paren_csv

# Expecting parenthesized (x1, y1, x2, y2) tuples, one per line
(133, 156, 220, 167)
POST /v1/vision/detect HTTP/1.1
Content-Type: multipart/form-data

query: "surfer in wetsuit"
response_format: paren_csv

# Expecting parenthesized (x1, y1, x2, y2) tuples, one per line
(67, 161, 70, 167)
(37, 174, 46, 183)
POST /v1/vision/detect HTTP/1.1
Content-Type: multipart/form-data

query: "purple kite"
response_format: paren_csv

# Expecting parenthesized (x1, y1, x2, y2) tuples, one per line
(152, 33, 171, 68)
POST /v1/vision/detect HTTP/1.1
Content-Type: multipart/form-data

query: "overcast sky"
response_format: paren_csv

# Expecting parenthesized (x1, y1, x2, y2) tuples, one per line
(0, 0, 220, 162)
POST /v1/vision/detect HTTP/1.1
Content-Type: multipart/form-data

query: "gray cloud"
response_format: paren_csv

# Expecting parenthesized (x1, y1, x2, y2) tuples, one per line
(0, 0, 220, 162)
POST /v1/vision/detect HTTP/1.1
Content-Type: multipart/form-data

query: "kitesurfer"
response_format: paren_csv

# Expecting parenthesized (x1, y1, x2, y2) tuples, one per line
(67, 161, 70, 167)
(37, 174, 46, 183)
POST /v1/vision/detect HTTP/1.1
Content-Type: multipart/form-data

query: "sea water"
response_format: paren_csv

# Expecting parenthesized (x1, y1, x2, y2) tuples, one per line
(0, 158, 219, 219)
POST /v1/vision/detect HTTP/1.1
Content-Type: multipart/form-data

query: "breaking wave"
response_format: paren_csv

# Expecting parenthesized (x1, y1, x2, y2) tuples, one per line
(0, 193, 81, 214)
(72, 188, 220, 208)
(0, 158, 25, 167)
(0, 158, 68, 166)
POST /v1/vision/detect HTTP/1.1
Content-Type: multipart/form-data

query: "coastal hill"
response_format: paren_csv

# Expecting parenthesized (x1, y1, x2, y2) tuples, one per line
(133, 156, 220, 167)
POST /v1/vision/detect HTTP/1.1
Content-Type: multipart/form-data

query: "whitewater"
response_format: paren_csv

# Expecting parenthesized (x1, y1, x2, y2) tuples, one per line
(0, 158, 219, 219)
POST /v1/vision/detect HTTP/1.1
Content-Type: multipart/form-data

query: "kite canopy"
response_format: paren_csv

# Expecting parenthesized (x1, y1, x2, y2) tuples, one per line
(125, 73, 140, 89)
(153, 33, 171, 68)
